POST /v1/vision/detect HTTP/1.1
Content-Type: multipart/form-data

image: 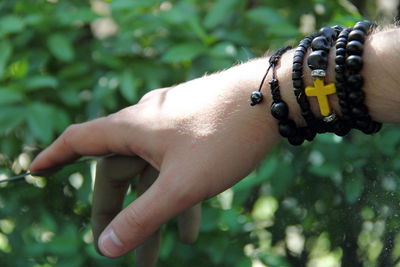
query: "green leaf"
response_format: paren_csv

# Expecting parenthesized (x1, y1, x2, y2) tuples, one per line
(0, 106, 26, 135)
(0, 89, 23, 105)
(0, 41, 12, 78)
(47, 34, 75, 62)
(204, 0, 238, 29)
(162, 42, 206, 63)
(25, 75, 58, 90)
(26, 103, 56, 143)
(247, 7, 286, 25)
(0, 15, 25, 36)
(119, 70, 138, 102)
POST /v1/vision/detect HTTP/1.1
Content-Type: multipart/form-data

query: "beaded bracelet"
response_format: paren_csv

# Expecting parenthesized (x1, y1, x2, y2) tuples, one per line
(344, 20, 382, 134)
(292, 32, 319, 141)
(268, 47, 308, 146)
(334, 27, 353, 135)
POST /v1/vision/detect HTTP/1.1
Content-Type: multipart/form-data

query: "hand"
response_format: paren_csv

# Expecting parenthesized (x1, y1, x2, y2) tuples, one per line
(92, 155, 201, 266)
(30, 61, 282, 257)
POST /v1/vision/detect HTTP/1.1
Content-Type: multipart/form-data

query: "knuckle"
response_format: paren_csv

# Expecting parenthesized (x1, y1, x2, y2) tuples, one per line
(61, 123, 80, 147)
(124, 206, 146, 232)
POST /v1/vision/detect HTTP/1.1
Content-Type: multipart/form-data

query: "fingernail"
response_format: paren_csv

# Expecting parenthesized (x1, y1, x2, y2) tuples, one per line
(99, 229, 124, 257)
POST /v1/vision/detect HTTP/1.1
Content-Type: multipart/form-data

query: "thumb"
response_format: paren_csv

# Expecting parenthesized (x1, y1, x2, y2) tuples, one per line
(98, 167, 203, 257)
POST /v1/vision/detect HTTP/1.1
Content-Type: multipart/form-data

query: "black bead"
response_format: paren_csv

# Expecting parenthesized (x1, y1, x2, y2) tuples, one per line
(293, 56, 303, 64)
(311, 36, 330, 51)
(336, 72, 346, 82)
(332, 25, 346, 33)
(336, 41, 346, 49)
(292, 71, 302, 80)
(279, 121, 297, 137)
(349, 91, 365, 103)
(294, 50, 305, 57)
(293, 79, 302, 88)
(307, 50, 328, 70)
(288, 135, 305, 146)
(354, 21, 372, 33)
(293, 63, 302, 71)
(347, 74, 364, 88)
(348, 29, 365, 42)
(319, 26, 337, 42)
(338, 99, 347, 107)
(335, 65, 345, 73)
(271, 102, 289, 120)
(361, 122, 377, 134)
(334, 123, 351, 136)
(351, 106, 368, 117)
(346, 55, 363, 71)
(335, 55, 345, 65)
(250, 91, 263, 106)
(346, 40, 363, 55)
(336, 90, 346, 98)
(336, 47, 346, 55)
(303, 127, 316, 141)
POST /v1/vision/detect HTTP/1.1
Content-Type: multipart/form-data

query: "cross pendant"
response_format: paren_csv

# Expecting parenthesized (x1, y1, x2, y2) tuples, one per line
(305, 79, 336, 116)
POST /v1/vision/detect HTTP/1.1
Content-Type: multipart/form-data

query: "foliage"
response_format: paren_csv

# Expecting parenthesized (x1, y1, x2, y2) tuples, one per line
(0, 0, 399, 266)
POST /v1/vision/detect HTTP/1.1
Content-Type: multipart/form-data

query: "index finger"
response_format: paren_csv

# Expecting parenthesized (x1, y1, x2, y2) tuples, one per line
(29, 115, 138, 172)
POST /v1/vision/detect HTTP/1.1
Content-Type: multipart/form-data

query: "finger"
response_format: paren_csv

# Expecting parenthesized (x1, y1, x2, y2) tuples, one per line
(30, 113, 141, 172)
(135, 230, 161, 267)
(178, 203, 201, 244)
(98, 168, 203, 258)
(136, 166, 161, 267)
(91, 155, 147, 253)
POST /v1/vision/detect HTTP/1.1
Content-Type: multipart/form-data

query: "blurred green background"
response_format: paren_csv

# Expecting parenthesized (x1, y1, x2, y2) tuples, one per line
(1, 0, 400, 266)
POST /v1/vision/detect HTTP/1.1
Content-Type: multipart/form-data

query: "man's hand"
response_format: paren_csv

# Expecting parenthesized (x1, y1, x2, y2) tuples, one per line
(30, 59, 282, 257)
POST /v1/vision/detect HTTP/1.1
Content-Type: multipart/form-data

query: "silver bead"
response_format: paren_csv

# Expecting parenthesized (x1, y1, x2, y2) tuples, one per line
(311, 69, 326, 79)
(323, 113, 337, 123)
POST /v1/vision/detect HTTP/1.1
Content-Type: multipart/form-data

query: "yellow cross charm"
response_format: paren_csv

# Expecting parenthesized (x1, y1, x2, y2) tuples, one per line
(305, 79, 336, 116)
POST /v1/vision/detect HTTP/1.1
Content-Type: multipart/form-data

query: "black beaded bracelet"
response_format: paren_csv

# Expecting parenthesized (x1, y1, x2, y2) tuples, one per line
(269, 47, 308, 146)
(292, 32, 319, 141)
(343, 20, 382, 134)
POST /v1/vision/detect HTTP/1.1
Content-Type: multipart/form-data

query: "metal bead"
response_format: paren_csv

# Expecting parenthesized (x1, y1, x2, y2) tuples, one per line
(250, 91, 263, 106)
(323, 113, 337, 123)
(307, 50, 328, 70)
(271, 102, 289, 120)
(311, 69, 326, 78)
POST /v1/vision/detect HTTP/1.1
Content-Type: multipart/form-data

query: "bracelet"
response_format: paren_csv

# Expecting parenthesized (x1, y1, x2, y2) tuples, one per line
(250, 46, 292, 107)
(292, 32, 319, 140)
(269, 47, 308, 145)
(344, 20, 382, 134)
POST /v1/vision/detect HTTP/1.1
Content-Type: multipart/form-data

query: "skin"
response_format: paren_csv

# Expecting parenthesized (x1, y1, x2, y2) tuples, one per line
(30, 28, 400, 258)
